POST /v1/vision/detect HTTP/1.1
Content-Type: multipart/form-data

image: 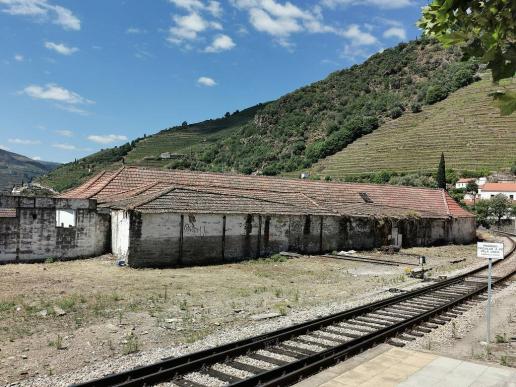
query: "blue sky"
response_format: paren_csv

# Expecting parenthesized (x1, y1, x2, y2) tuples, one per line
(0, 0, 426, 163)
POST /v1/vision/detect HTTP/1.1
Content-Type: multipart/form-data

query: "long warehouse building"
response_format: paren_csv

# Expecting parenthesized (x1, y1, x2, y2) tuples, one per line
(50, 166, 476, 268)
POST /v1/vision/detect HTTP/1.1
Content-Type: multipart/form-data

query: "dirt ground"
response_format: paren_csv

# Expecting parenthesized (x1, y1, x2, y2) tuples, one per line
(0, 244, 478, 385)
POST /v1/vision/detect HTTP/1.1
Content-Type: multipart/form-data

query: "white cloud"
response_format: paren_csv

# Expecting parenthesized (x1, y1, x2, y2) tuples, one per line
(0, 0, 80, 30)
(87, 134, 128, 144)
(168, 12, 222, 44)
(373, 17, 403, 27)
(197, 76, 217, 86)
(383, 26, 406, 41)
(0, 144, 11, 151)
(55, 129, 73, 137)
(53, 143, 76, 150)
(44, 41, 78, 55)
(56, 104, 90, 115)
(32, 156, 42, 160)
(230, 0, 340, 48)
(248, 7, 302, 37)
(322, 0, 413, 9)
(340, 44, 372, 61)
(8, 138, 41, 145)
(20, 83, 93, 105)
(341, 24, 377, 45)
(126, 27, 146, 34)
(14, 54, 24, 61)
(169, 0, 222, 17)
(205, 34, 235, 52)
(52, 4, 80, 30)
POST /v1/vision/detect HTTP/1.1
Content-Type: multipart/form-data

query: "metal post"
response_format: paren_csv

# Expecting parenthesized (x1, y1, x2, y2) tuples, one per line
(486, 257, 492, 344)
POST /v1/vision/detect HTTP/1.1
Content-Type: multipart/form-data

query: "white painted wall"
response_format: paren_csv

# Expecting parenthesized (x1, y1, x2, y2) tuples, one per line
(112, 210, 130, 259)
(478, 190, 516, 201)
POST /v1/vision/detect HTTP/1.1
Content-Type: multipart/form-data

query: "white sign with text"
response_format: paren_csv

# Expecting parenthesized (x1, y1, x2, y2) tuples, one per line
(477, 242, 504, 260)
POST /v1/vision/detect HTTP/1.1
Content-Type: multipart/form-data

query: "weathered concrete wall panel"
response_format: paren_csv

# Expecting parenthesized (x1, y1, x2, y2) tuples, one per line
(118, 209, 476, 268)
(262, 215, 290, 255)
(0, 196, 110, 263)
(182, 214, 224, 265)
(127, 212, 182, 267)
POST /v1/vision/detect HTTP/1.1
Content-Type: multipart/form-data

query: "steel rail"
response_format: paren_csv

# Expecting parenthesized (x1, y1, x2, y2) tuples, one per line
(236, 232, 516, 386)
(72, 231, 516, 387)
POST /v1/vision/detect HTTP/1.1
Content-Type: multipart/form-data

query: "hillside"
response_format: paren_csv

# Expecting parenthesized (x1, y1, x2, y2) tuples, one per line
(0, 149, 60, 193)
(39, 104, 265, 191)
(310, 76, 516, 179)
(41, 38, 488, 192)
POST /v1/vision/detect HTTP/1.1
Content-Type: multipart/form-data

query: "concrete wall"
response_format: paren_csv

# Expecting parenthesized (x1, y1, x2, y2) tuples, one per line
(119, 211, 477, 268)
(0, 195, 110, 263)
(479, 190, 516, 201)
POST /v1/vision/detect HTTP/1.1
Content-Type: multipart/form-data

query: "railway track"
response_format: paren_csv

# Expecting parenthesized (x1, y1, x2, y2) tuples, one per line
(74, 231, 516, 387)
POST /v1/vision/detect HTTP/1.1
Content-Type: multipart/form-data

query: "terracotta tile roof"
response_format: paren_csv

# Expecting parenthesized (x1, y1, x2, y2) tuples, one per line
(457, 178, 475, 183)
(0, 208, 17, 218)
(58, 168, 124, 199)
(62, 166, 474, 218)
(481, 183, 516, 192)
(104, 186, 335, 216)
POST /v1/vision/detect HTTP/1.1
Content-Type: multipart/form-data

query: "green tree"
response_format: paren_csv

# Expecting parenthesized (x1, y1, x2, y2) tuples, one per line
(490, 193, 512, 227)
(465, 181, 479, 194)
(473, 199, 491, 227)
(418, 0, 516, 115)
(437, 152, 446, 189)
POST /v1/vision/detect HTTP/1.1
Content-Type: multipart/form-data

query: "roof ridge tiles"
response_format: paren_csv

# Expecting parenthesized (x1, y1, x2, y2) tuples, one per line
(89, 166, 126, 199)
(58, 170, 106, 197)
(121, 166, 445, 193)
(97, 181, 162, 203)
(126, 185, 178, 210)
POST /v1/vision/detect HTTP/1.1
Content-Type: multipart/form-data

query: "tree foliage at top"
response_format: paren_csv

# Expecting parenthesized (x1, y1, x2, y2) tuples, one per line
(418, 0, 516, 114)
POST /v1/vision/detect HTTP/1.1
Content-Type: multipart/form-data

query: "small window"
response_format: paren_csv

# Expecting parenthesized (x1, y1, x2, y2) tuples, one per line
(491, 194, 494, 198)
(510, 195, 514, 200)
(56, 209, 76, 228)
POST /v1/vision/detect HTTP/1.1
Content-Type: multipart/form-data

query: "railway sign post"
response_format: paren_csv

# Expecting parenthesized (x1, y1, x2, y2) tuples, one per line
(477, 241, 504, 343)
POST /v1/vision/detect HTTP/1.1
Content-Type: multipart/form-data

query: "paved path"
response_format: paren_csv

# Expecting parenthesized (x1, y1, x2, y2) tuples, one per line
(295, 344, 516, 387)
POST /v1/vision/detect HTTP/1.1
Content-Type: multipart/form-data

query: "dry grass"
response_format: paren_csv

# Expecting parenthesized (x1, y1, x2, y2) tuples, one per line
(0, 244, 478, 383)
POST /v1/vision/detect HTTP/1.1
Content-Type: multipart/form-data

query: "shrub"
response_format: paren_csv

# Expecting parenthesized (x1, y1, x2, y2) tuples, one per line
(425, 84, 448, 104)
(411, 102, 422, 113)
(389, 106, 403, 119)
(262, 164, 281, 176)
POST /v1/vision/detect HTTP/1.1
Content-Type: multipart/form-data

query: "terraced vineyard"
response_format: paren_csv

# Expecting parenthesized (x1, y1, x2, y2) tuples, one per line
(125, 104, 263, 166)
(311, 76, 516, 178)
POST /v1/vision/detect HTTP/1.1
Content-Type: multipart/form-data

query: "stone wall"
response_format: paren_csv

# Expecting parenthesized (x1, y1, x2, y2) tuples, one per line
(118, 211, 477, 268)
(0, 195, 110, 263)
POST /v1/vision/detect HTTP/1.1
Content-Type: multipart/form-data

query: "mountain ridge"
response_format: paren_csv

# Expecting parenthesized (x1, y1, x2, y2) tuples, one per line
(0, 149, 60, 193)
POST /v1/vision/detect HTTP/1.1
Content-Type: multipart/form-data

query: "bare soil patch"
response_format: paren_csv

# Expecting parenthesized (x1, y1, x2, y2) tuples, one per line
(0, 244, 477, 385)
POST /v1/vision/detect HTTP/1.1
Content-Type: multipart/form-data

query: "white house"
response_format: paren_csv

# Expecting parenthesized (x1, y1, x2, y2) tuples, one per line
(455, 177, 487, 190)
(455, 178, 475, 189)
(478, 183, 516, 202)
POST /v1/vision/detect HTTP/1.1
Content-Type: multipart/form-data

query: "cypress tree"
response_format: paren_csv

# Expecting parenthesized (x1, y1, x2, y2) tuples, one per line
(437, 152, 446, 189)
